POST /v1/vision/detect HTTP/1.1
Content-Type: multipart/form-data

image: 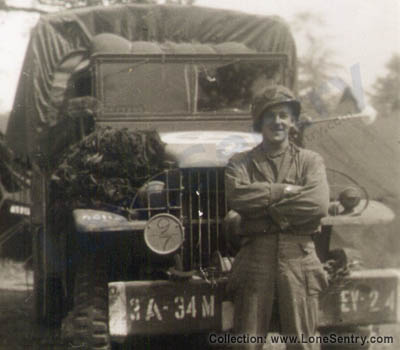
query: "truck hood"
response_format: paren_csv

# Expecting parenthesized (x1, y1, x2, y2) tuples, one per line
(160, 131, 262, 168)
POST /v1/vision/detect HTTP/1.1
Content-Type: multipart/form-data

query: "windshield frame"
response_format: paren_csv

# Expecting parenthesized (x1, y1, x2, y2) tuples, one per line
(91, 53, 289, 120)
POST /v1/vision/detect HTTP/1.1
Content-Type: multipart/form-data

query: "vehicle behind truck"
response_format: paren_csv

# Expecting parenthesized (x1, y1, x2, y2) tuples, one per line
(5, 4, 398, 350)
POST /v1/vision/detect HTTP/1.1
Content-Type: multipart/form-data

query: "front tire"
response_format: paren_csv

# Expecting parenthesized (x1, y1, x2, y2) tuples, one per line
(69, 251, 111, 350)
(32, 227, 63, 327)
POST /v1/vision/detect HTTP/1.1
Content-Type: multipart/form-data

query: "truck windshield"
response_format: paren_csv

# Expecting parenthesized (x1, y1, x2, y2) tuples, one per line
(95, 56, 285, 115)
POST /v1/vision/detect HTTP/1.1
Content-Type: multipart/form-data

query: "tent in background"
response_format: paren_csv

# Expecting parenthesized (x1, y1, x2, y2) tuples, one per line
(304, 88, 400, 267)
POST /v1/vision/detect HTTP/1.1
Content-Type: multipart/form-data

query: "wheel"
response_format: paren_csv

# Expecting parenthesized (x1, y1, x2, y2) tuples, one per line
(319, 326, 372, 350)
(32, 227, 63, 327)
(69, 250, 111, 350)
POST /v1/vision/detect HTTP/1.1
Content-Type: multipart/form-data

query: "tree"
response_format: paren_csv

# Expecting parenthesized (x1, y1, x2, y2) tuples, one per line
(291, 12, 343, 119)
(369, 54, 400, 118)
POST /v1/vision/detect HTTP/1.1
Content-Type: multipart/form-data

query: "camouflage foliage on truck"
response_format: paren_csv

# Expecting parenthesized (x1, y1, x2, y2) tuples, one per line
(50, 126, 167, 218)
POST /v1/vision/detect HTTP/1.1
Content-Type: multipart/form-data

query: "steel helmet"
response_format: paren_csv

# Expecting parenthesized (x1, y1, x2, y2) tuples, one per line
(251, 85, 301, 132)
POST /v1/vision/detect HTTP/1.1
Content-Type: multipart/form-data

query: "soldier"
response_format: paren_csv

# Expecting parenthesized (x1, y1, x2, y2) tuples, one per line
(225, 85, 330, 350)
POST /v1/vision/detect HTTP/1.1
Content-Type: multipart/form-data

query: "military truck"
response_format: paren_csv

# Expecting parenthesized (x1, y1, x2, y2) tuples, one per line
(6, 4, 397, 350)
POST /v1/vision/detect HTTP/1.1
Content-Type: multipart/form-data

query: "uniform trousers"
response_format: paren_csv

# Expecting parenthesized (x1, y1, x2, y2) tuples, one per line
(227, 233, 328, 350)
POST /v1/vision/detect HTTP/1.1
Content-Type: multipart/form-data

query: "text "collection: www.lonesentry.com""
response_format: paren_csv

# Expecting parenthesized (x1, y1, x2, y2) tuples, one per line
(208, 333, 394, 347)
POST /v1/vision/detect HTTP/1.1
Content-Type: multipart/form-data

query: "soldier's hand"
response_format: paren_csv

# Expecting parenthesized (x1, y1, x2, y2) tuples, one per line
(283, 184, 302, 197)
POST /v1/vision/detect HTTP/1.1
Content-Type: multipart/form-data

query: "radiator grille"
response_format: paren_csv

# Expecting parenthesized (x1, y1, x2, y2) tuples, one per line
(132, 168, 228, 270)
(181, 168, 228, 270)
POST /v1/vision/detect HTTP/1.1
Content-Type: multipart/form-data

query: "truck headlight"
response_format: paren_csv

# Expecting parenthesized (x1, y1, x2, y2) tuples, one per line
(338, 187, 361, 213)
(137, 181, 166, 208)
(144, 213, 184, 255)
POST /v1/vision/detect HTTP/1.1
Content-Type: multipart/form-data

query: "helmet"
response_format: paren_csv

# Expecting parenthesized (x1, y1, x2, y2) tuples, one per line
(251, 85, 301, 132)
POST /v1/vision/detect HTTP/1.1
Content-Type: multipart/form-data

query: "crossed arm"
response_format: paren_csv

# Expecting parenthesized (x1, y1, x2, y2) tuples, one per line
(225, 153, 329, 229)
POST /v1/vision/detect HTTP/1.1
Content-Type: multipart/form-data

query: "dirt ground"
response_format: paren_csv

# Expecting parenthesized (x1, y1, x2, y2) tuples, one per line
(0, 289, 66, 350)
(0, 260, 63, 350)
(0, 260, 399, 350)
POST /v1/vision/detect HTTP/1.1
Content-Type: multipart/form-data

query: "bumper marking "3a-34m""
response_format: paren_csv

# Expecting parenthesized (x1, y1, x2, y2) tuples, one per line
(108, 281, 225, 337)
(129, 295, 215, 321)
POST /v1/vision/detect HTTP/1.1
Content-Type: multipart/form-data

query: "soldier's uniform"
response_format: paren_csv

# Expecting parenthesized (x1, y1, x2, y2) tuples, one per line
(225, 86, 329, 350)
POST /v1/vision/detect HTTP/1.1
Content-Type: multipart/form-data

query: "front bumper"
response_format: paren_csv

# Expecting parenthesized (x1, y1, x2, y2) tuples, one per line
(108, 269, 400, 341)
(319, 269, 400, 328)
(108, 278, 233, 341)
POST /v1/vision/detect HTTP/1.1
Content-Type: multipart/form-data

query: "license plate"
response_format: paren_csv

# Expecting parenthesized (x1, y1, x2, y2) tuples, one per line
(319, 269, 400, 327)
(109, 279, 225, 337)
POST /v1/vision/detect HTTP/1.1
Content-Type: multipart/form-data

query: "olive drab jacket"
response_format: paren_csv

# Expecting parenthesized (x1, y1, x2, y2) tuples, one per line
(225, 142, 329, 236)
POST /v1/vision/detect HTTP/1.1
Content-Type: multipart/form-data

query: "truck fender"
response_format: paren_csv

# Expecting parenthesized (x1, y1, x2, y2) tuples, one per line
(72, 209, 146, 233)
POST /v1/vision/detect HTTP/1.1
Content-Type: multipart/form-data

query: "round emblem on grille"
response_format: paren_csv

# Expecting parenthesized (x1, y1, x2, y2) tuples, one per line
(144, 214, 184, 255)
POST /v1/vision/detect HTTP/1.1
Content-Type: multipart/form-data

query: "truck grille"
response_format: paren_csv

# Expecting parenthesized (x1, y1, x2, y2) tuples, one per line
(181, 168, 228, 270)
(133, 168, 228, 270)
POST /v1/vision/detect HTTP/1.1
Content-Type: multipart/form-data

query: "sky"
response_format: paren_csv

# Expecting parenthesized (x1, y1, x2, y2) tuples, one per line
(0, 0, 399, 114)
(196, 0, 400, 102)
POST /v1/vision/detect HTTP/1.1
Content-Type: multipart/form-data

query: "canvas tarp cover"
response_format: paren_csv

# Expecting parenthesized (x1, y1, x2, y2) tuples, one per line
(6, 4, 297, 157)
(304, 116, 400, 267)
